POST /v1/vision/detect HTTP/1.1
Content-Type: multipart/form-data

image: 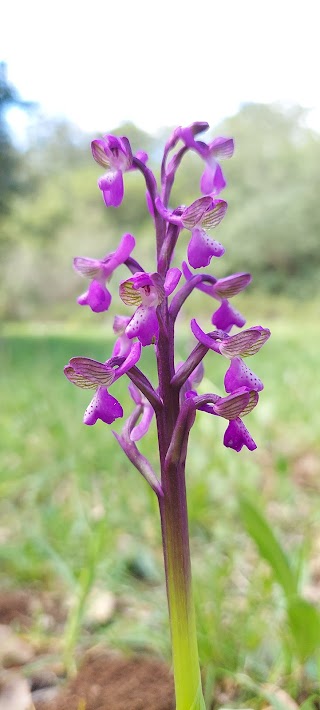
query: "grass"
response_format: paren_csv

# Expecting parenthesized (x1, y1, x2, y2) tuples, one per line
(1, 308, 320, 706)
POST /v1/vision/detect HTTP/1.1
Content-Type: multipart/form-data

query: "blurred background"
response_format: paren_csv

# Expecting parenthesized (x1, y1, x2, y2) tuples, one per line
(1, 1, 320, 706)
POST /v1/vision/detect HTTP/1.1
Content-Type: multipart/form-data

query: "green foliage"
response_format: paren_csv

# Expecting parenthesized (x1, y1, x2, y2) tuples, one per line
(239, 496, 320, 664)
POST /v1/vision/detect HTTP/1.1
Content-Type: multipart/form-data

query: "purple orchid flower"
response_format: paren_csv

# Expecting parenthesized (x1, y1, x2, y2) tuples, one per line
(64, 342, 141, 426)
(74, 233, 135, 313)
(91, 134, 133, 207)
(119, 271, 166, 346)
(177, 125, 234, 196)
(156, 195, 227, 269)
(182, 262, 250, 331)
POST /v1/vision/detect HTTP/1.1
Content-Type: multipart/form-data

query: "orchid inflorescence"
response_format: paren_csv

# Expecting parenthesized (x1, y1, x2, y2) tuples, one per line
(64, 122, 270, 709)
(65, 122, 269, 456)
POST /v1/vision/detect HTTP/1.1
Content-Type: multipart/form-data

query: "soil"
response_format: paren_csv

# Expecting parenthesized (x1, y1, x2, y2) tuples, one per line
(0, 590, 175, 710)
(35, 651, 175, 710)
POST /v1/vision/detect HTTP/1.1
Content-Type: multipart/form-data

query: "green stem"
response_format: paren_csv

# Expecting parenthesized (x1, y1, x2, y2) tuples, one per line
(158, 467, 205, 709)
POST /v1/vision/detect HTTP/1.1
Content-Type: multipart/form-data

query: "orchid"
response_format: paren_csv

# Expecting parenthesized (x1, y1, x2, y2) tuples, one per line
(74, 232, 135, 313)
(91, 134, 133, 207)
(176, 122, 234, 196)
(119, 271, 165, 345)
(64, 124, 270, 710)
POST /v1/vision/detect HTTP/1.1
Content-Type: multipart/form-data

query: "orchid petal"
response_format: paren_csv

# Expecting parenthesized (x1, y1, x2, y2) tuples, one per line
(213, 388, 251, 420)
(214, 273, 252, 299)
(164, 268, 182, 295)
(181, 196, 212, 229)
(224, 357, 264, 393)
(126, 306, 159, 346)
(114, 341, 142, 378)
(102, 233, 135, 277)
(77, 280, 112, 313)
(190, 318, 222, 352)
(200, 163, 226, 195)
(223, 418, 257, 452)
(64, 365, 98, 389)
(188, 227, 225, 268)
(201, 199, 227, 229)
(209, 137, 235, 161)
(84, 388, 123, 426)
(100, 170, 124, 207)
(73, 257, 103, 278)
(91, 139, 111, 168)
(220, 326, 270, 358)
(212, 300, 246, 332)
(69, 357, 115, 387)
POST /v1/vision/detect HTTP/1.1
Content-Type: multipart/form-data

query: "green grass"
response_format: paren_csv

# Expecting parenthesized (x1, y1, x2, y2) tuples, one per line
(1, 313, 320, 706)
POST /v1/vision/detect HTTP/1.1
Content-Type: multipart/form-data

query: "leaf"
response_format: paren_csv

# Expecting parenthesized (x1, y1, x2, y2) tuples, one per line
(287, 596, 320, 660)
(299, 696, 320, 710)
(239, 496, 297, 599)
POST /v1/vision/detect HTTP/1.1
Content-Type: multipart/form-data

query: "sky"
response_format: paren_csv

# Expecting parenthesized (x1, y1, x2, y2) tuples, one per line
(1, 0, 320, 141)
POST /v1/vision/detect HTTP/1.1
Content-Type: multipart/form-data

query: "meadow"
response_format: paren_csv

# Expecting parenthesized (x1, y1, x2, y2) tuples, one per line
(1, 301, 320, 708)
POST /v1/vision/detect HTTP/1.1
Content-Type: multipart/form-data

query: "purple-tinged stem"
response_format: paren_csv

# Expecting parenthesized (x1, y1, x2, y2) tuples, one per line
(155, 301, 204, 709)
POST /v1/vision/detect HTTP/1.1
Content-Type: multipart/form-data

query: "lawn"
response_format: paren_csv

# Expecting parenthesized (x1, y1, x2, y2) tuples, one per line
(1, 309, 320, 707)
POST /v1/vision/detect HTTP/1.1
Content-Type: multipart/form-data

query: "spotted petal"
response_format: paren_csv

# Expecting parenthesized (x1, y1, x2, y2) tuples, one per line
(84, 388, 123, 426)
(224, 357, 264, 393)
(188, 227, 225, 268)
(126, 306, 159, 346)
(224, 418, 257, 452)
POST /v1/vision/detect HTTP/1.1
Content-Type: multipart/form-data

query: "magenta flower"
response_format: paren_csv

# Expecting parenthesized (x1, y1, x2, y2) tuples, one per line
(91, 134, 133, 207)
(74, 233, 135, 313)
(64, 342, 141, 426)
(182, 262, 251, 331)
(156, 195, 227, 269)
(119, 271, 165, 346)
(177, 124, 234, 196)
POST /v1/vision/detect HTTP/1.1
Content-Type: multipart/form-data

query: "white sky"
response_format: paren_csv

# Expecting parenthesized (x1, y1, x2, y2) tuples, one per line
(2, 0, 320, 139)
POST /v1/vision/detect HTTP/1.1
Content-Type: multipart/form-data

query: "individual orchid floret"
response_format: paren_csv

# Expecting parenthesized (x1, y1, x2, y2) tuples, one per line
(128, 383, 154, 441)
(112, 315, 133, 357)
(74, 233, 135, 313)
(190, 387, 259, 420)
(191, 320, 270, 359)
(198, 136, 235, 196)
(181, 197, 227, 268)
(188, 387, 259, 452)
(64, 342, 141, 426)
(177, 129, 234, 196)
(119, 272, 165, 346)
(156, 195, 227, 269)
(91, 134, 133, 207)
